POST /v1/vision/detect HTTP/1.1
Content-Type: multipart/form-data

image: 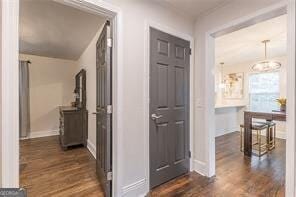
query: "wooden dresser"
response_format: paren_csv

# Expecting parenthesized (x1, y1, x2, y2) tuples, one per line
(59, 69, 88, 150)
(59, 106, 88, 150)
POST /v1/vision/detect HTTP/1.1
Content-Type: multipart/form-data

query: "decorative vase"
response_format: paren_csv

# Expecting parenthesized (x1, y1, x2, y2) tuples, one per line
(280, 104, 286, 112)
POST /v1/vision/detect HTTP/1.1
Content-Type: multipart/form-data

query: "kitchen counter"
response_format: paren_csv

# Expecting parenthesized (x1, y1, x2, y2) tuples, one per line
(215, 104, 246, 109)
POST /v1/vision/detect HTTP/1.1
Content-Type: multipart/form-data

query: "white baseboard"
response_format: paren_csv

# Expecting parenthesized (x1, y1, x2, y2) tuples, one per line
(20, 130, 59, 140)
(193, 159, 207, 176)
(87, 140, 148, 196)
(86, 140, 147, 196)
(87, 139, 96, 159)
(215, 127, 239, 137)
(121, 178, 146, 196)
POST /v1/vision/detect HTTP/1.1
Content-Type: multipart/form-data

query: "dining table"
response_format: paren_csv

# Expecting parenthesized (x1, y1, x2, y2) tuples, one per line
(243, 110, 287, 156)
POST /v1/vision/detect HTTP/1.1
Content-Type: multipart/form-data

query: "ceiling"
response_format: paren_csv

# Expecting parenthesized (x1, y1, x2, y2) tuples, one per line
(20, 0, 106, 60)
(154, 0, 233, 18)
(215, 14, 287, 67)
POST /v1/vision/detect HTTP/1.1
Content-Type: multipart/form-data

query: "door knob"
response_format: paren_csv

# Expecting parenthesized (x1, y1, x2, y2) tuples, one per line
(151, 113, 163, 120)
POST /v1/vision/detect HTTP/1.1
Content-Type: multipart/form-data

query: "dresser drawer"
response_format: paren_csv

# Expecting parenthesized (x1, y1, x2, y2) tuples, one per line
(58, 108, 87, 150)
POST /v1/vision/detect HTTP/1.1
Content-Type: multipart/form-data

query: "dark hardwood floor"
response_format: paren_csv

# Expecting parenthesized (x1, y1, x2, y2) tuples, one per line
(21, 132, 285, 196)
(150, 132, 285, 196)
(20, 136, 104, 197)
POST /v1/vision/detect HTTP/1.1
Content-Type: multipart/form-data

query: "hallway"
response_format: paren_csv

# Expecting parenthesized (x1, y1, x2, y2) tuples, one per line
(20, 132, 285, 196)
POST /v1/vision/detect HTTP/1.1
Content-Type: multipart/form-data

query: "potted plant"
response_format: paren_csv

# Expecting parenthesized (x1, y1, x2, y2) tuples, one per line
(276, 98, 287, 112)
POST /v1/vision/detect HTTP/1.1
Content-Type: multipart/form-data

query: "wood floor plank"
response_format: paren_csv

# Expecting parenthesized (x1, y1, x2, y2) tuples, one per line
(20, 136, 104, 197)
(21, 132, 285, 196)
(150, 132, 285, 197)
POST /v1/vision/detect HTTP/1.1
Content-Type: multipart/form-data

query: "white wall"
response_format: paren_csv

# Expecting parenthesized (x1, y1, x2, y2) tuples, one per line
(215, 56, 287, 138)
(87, 0, 195, 195)
(19, 54, 78, 135)
(77, 24, 105, 153)
(216, 56, 287, 106)
(215, 107, 244, 137)
(194, 0, 283, 176)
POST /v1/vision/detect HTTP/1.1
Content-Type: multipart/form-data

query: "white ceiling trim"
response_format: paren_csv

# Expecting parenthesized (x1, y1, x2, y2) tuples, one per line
(154, 0, 235, 20)
(194, 0, 235, 19)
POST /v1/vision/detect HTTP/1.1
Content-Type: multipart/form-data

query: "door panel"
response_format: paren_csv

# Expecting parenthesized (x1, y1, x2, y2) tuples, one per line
(175, 121, 185, 162)
(156, 123, 170, 170)
(96, 21, 112, 197)
(157, 63, 169, 108)
(150, 27, 190, 189)
(175, 66, 185, 107)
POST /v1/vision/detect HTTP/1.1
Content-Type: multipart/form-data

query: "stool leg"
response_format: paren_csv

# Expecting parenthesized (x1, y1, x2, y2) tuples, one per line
(240, 127, 243, 152)
(256, 129, 259, 144)
(268, 125, 276, 150)
(258, 130, 261, 156)
(274, 125, 276, 147)
(267, 126, 270, 151)
(270, 126, 273, 148)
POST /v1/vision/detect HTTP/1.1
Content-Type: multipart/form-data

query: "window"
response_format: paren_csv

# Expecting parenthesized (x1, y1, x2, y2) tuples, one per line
(249, 72, 280, 112)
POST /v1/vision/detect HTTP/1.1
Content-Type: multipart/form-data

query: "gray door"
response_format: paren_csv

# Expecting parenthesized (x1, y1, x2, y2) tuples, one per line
(149, 28, 190, 188)
(96, 21, 112, 197)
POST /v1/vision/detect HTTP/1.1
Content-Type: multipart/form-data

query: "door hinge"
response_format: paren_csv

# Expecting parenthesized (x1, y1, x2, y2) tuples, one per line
(107, 105, 113, 114)
(107, 38, 113, 47)
(189, 151, 191, 158)
(107, 171, 112, 181)
(189, 48, 192, 55)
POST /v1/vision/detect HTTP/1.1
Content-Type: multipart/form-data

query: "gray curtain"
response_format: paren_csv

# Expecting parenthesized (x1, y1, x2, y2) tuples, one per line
(19, 61, 30, 138)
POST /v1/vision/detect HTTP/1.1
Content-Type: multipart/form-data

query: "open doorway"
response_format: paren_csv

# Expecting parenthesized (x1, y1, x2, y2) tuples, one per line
(213, 14, 287, 195)
(18, 0, 113, 196)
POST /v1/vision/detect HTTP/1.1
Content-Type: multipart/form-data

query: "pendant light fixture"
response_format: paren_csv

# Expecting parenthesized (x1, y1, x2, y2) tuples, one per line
(252, 40, 281, 72)
(218, 62, 226, 89)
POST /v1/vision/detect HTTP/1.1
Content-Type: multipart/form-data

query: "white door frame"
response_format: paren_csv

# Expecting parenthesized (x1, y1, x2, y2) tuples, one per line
(1, 0, 20, 188)
(0, 0, 124, 196)
(144, 21, 194, 191)
(204, 1, 295, 196)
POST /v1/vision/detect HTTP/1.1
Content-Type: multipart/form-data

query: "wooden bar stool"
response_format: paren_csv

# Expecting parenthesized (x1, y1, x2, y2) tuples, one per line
(240, 122, 269, 156)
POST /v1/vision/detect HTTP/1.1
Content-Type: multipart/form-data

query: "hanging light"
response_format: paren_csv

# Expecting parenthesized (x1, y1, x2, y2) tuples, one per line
(252, 40, 281, 72)
(219, 62, 226, 89)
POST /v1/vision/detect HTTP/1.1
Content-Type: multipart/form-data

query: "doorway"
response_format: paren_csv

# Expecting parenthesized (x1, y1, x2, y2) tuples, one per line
(205, 3, 295, 196)
(18, 0, 110, 195)
(0, 0, 122, 196)
(149, 27, 191, 188)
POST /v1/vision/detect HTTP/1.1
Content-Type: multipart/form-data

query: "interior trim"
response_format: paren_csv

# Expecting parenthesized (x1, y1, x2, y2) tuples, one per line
(87, 139, 96, 159)
(121, 178, 146, 196)
(20, 130, 59, 140)
(1, 0, 20, 187)
(193, 160, 207, 176)
(1, 0, 124, 196)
